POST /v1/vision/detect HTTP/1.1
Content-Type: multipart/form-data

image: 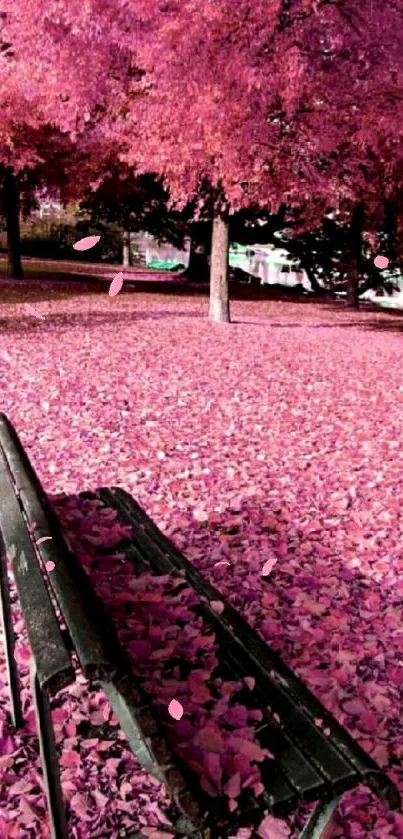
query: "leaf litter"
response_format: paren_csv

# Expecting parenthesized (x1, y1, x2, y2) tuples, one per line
(0, 282, 403, 837)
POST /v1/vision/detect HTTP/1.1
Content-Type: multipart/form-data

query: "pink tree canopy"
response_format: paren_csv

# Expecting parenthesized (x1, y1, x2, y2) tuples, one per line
(1, 1, 403, 309)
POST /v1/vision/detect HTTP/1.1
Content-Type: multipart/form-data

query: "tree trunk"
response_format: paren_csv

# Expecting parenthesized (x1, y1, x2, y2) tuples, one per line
(186, 236, 210, 282)
(345, 203, 364, 309)
(209, 212, 230, 323)
(3, 170, 23, 279)
(122, 229, 132, 266)
(383, 199, 398, 265)
(300, 257, 325, 295)
(346, 263, 360, 309)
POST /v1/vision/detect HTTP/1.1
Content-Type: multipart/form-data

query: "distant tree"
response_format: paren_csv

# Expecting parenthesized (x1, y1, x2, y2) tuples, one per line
(0, 2, 141, 276)
(0, 126, 75, 277)
(78, 165, 189, 265)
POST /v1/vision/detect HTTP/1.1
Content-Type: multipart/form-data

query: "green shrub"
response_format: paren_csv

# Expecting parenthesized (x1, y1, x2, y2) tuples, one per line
(19, 217, 124, 263)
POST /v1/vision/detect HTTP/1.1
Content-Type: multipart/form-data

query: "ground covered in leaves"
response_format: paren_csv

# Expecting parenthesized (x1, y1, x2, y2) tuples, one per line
(0, 275, 403, 838)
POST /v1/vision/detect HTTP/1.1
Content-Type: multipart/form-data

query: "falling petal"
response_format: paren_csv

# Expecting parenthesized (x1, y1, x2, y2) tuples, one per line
(73, 235, 101, 251)
(261, 557, 277, 577)
(109, 272, 124, 297)
(374, 255, 389, 269)
(36, 536, 53, 545)
(214, 561, 231, 568)
(45, 561, 55, 572)
(244, 677, 255, 691)
(168, 699, 183, 721)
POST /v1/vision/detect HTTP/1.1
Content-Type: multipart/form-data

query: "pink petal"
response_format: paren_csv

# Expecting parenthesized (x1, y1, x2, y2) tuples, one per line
(60, 750, 80, 768)
(0, 736, 15, 756)
(203, 751, 222, 783)
(211, 600, 225, 615)
(244, 677, 256, 691)
(73, 235, 101, 251)
(224, 771, 241, 799)
(168, 699, 184, 720)
(257, 814, 290, 839)
(109, 272, 124, 297)
(70, 792, 91, 819)
(343, 699, 363, 715)
(36, 536, 52, 545)
(239, 740, 267, 762)
(374, 255, 389, 269)
(45, 561, 55, 571)
(261, 557, 277, 577)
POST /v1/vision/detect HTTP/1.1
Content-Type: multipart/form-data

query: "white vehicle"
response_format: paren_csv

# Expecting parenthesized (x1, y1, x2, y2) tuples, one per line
(229, 244, 310, 289)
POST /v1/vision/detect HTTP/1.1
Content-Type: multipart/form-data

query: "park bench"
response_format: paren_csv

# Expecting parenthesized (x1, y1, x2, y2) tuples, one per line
(0, 412, 400, 839)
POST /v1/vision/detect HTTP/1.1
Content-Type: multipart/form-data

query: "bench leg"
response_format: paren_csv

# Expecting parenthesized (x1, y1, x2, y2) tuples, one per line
(100, 678, 166, 783)
(31, 660, 69, 839)
(299, 796, 342, 839)
(0, 542, 23, 728)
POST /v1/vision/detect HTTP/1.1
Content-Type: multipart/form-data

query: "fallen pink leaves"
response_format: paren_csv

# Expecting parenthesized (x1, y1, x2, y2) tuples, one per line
(109, 272, 124, 297)
(54, 495, 272, 811)
(167, 699, 184, 721)
(73, 235, 101, 251)
(1, 291, 403, 839)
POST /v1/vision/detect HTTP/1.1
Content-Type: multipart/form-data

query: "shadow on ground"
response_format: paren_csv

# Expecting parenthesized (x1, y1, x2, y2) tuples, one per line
(52, 488, 403, 786)
(2, 305, 403, 337)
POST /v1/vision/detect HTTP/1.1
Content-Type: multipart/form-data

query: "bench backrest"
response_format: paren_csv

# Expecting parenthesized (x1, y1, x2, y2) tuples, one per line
(0, 414, 123, 683)
(102, 485, 401, 813)
(0, 445, 74, 695)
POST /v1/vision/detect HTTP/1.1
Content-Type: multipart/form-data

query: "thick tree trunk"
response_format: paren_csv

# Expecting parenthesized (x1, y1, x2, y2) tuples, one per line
(3, 170, 23, 279)
(209, 212, 230, 323)
(122, 229, 132, 266)
(345, 203, 365, 309)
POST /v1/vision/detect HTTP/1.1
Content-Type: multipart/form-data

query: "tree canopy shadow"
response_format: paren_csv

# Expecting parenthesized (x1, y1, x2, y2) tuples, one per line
(50, 488, 402, 781)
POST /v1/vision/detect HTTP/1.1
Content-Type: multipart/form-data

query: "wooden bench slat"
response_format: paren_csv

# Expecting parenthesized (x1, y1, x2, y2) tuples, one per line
(102, 487, 401, 811)
(0, 415, 123, 683)
(85, 495, 311, 817)
(0, 450, 74, 695)
(99, 490, 352, 796)
(21, 485, 124, 683)
(98, 491, 339, 801)
(213, 641, 358, 796)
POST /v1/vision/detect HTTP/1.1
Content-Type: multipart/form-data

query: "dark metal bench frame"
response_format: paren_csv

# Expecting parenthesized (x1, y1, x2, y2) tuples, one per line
(0, 414, 400, 839)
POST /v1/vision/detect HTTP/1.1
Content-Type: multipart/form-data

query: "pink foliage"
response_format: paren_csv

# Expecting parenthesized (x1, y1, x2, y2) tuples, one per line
(1, 1, 403, 232)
